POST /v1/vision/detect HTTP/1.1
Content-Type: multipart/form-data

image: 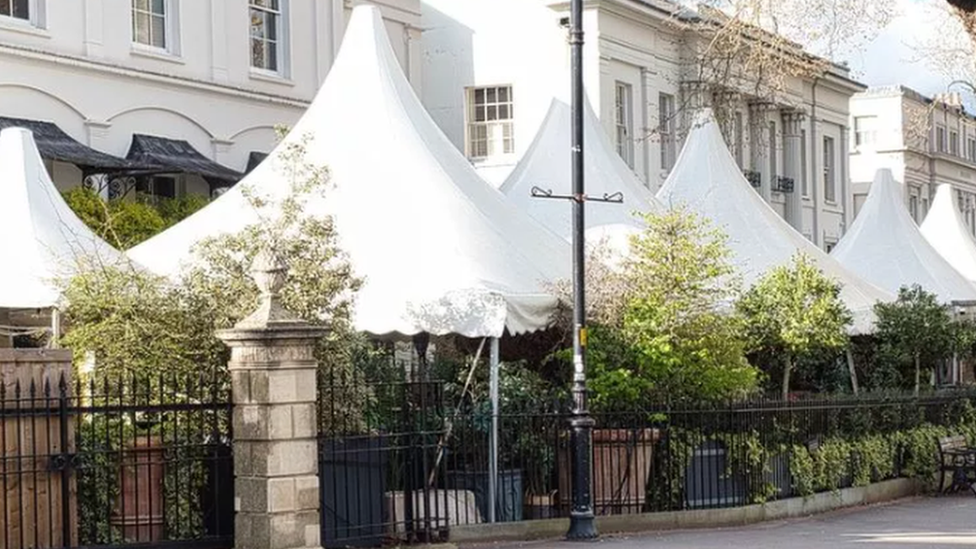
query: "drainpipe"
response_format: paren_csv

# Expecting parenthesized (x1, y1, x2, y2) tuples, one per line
(811, 78, 820, 246)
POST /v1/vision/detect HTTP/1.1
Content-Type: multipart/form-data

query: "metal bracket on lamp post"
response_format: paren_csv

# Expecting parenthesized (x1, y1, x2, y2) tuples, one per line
(531, 186, 625, 205)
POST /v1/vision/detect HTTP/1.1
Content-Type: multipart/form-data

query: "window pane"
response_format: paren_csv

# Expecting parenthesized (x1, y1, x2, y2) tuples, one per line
(152, 14, 166, 48)
(486, 105, 497, 121)
(12, 0, 27, 19)
(251, 38, 266, 68)
(486, 87, 496, 103)
(266, 41, 278, 71)
(474, 88, 484, 104)
(474, 105, 485, 123)
(250, 10, 265, 38)
(134, 12, 151, 44)
(498, 87, 509, 102)
(267, 14, 278, 40)
(134, 0, 149, 11)
(498, 104, 509, 120)
(151, 0, 165, 15)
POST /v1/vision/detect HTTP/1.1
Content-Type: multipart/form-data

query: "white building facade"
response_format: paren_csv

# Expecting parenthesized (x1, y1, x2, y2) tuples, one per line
(421, 0, 864, 251)
(850, 86, 976, 234)
(0, 0, 421, 196)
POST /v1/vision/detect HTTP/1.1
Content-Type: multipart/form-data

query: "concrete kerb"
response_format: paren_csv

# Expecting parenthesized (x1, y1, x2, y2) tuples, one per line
(449, 478, 925, 545)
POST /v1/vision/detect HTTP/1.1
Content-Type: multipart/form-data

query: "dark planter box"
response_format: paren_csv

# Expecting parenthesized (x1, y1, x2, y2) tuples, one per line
(320, 436, 389, 548)
(446, 469, 523, 523)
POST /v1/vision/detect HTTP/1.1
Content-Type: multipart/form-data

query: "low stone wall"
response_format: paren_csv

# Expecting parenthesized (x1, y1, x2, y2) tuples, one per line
(449, 477, 925, 544)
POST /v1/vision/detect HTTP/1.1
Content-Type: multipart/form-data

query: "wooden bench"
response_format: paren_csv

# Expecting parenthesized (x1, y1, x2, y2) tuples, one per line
(938, 435, 976, 496)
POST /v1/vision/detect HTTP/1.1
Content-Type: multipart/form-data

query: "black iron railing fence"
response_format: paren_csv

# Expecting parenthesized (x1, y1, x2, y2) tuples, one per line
(0, 372, 232, 549)
(316, 378, 976, 547)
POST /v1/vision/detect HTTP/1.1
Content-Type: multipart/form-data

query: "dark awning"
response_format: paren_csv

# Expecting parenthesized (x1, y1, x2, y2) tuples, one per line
(0, 117, 151, 174)
(126, 134, 243, 183)
(245, 151, 268, 174)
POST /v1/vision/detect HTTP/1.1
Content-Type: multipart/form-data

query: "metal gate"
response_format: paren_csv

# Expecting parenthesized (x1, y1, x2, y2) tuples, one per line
(0, 373, 233, 549)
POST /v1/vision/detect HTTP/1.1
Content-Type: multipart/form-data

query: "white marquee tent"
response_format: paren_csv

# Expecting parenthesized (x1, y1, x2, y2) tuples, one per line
(499, 98, 661, 240)
(831, 169, 976, 303)
(127, 6, 569, 339)
(920, 183, 976, 285)
(656, 109, 893, 334)
(0, 127, 127, 310)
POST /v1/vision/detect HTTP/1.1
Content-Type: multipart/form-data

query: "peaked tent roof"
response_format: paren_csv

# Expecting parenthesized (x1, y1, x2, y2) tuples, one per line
(0, 127, 129, 309)
(500, 98, 661, 239)
(920, 183, 976, 284)
(656, 109, 893, 334)
(127, 6, 569, 338)
(831, 169, 976, 303)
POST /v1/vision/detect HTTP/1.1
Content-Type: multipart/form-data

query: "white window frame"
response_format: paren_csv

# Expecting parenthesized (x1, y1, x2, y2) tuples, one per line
(0, 0, 44, 28)
(659, 93, 676, 172)
(465, 85, 515, 160)
(249, 0, 289, 77)
(614, 81, 634, 168)
(131, 0, 180, 55)
(823, 135, 836, 203)
(909, 189, 919, 222)
(853, 116, 878, 148)
(937, 125, 947, 153)
(968, 137, 976, 162)
(768, 121, 777, 179)
(951, 129, 960, 156)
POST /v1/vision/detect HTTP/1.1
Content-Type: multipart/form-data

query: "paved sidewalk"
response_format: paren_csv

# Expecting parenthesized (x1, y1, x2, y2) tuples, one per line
(463, 496, 976, 548)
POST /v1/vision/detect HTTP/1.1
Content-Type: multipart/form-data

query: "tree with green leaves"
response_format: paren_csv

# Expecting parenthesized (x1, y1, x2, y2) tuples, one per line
(612, 206, 758, 405)
(63, 186, 209, 249)
(874, 284, 956, 395)
(737, 253, 852, 399)
(60, 135, 374, 428)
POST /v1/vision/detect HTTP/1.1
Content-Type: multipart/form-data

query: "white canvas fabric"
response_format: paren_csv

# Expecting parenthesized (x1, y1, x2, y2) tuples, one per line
(921, 183, 976, 285)
(128, 6, 569, 338)
(831, 169, 976, 303)
(500, 98, 661, 240)
(0, 127, 128, 308)
(656, 109, 893, 334)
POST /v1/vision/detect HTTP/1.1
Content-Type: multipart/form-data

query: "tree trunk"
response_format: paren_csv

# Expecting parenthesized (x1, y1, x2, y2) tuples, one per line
(781, 356, 793, 400)
(914, 352, 921, 396)
(846, 348, 859, 395)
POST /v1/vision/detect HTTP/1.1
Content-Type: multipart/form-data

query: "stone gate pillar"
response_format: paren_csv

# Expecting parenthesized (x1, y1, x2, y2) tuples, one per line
(217, 253, 325, 549)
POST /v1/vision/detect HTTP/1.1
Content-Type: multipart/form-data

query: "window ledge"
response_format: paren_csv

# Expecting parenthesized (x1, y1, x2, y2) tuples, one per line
(0, 17, 50, 39)
(249, 69, 294, 86)
(131, 45, 185, 65)
(469, 155, 517, 167)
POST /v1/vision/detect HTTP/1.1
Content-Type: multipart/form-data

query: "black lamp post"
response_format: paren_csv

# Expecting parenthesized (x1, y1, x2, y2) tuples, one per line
(530, 0, 619, 539)
(564, 0, 598, 540)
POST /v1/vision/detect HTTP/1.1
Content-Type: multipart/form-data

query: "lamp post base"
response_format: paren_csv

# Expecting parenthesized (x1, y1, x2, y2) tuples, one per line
(566, 513, 598, 540)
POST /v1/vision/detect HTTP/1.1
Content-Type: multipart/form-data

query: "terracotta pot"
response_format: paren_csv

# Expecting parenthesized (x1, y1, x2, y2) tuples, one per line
(558, 428, 659, 515)
(111, 435, 165, 542)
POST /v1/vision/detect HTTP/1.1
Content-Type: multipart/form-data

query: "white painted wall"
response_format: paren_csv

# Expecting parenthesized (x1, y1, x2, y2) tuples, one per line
(422, 0, 862, 252)
(421, 0, 568, 186)
(850, 87, 976, 231)
(0, 0, 421, 192)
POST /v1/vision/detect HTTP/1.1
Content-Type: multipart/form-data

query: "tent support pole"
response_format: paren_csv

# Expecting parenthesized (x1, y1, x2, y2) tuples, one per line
(846, 348, 858, 395)
(488, 337, 500, 523)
